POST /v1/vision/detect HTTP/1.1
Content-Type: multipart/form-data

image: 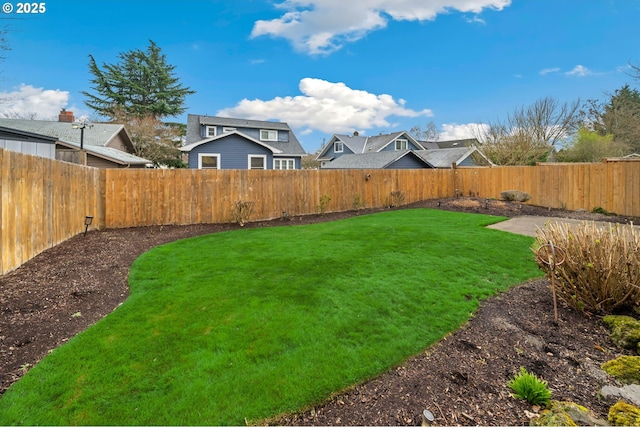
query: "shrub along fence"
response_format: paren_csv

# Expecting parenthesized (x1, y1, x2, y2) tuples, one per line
(1, 147, 639, 275)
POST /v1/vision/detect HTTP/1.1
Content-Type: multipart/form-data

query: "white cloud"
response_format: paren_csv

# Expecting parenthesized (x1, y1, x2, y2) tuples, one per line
(565, 65, 591, 77)
(0, 84, 70, 119)
(439, 123, 488, 141)
(218, 77, 432, 134)
(539, 67, 561, 76)
(251, 0, 512, 55)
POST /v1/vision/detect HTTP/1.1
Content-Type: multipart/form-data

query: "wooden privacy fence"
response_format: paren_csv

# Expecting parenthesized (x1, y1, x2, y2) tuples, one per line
(1, 148, 101, 275)
(1, 147, 639, 275)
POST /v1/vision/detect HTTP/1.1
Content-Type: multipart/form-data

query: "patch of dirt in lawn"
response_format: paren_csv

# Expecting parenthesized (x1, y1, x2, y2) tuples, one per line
(1, 198, 638, 425)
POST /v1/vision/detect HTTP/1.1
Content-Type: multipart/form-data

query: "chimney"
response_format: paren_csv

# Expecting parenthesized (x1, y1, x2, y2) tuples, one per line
(353, 130, 359, 136)
(58, 108, 74, 123)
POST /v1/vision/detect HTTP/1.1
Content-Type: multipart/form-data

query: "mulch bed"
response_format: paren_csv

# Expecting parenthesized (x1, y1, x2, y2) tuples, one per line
(1, 197, 638, 425)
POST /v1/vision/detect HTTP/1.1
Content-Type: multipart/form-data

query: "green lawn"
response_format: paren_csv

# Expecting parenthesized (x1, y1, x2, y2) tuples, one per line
(0, 209, 542, 425)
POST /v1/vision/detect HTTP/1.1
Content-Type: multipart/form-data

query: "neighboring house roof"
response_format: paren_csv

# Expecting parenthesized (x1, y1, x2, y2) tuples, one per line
(188, 115, 306, 155)
(317, 131, 424, 160)
(0, 119, 128, 147)
(55, 140, 152, 166)
(180, 130, 283, 153)
(321, 150, 432, 169)
(0, 126, 58, 143)
(321, 146, 493, 169)
(415, 146, 493, 168)
(0, 118, 151, 166)
(435, 138, 480, 149)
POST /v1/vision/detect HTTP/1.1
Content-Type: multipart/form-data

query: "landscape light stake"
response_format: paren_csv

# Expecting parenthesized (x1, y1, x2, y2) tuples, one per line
(536, 241, 566, 322)
(84, 216, 93, 236)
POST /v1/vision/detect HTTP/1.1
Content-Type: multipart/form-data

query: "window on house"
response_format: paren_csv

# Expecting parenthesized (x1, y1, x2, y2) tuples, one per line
(222, 127, 236, 133)
(395, 139, 408, 150)
(334, 141, 343, 153)
(199, 153, 220, 169)
(205, 126, 217, 138)
(274, 158, 295, 170)
(260, 129, 278, 141)
(249, 155, 266, 169)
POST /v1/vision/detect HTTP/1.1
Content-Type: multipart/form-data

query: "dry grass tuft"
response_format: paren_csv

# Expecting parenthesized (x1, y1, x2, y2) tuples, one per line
(534, 221, 640, 314)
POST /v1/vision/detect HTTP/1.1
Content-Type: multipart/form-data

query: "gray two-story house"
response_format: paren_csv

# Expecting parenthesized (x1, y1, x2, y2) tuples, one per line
(182, 115, 306, 170)
(316, 130, 493, 169)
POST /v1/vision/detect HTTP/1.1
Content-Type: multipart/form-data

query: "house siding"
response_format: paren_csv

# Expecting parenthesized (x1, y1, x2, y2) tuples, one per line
(387, 154, 432, 169)
(325, 140, 354, 159)
(458, 156, 476, 167)
(188, 134, 274, 169)
(379, 139, 422, 153)
(0, 138, 56, 159)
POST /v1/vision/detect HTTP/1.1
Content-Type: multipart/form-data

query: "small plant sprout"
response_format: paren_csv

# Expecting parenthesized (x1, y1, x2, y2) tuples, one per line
(317, 194, 331, 214)
(352, 193, 365, 211)
(507, 367, 552, 407)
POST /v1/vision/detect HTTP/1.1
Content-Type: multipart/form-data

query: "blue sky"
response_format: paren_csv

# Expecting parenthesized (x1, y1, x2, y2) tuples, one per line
(0, 0, 638, 152)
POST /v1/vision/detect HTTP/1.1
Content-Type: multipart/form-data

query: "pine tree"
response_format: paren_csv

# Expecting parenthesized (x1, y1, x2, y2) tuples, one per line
(82, 40, 195, 120)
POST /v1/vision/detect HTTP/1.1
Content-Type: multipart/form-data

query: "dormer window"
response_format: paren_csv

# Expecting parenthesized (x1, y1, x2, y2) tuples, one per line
(260, 129, 278, 141)
(334, 141, 343, 153)
(205, 125, 217, 138)
(395, 139, 408, 150)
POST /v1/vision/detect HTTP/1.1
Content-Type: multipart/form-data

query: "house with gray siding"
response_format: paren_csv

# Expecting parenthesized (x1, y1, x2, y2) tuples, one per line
(316, 131, 424, 166)
(317, 130, 492, 169)
(0, 126, 58, 159)
(182, 115, 306, 169)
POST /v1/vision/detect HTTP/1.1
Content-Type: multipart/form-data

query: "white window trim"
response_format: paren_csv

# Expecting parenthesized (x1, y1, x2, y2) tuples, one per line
(274, 158, 296, 170)
(205, 125, 217, 138)
(198, 153, 220, 169)
(260, 129, 278, 141)
(395, 139, 408, 150)
(248, 154, 267, 170)
(334, 141, 343, 153)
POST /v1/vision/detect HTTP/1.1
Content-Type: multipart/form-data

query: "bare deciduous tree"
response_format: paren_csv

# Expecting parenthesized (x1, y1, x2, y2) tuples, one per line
(476, 97, 582, 165)
(110, 108, 185, 167)
(410, 121, 440, 142)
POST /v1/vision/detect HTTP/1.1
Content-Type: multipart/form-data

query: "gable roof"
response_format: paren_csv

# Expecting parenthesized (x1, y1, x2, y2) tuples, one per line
(415, 146, 493, 168)
(188, 114, 306, 155)
(180, 130, 283, 153)
(0, 118, 151, 166)
(0, 119, 131, 148)
(321, 146, 493, 169)
(321, 150, 432, 169)
(317, 131, 424, 159)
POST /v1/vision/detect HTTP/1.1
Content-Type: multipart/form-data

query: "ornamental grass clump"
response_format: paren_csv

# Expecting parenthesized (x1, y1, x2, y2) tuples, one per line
(534, 221, 640, 315)
(507, 367, 552, 407)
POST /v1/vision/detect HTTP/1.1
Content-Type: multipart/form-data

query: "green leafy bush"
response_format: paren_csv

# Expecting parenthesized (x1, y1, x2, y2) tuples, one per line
(534, 221, 640, 314)
(507, 367, 552, 407)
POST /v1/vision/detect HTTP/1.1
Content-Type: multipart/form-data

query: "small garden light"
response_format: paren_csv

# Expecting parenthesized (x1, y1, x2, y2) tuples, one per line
(84, 215, 93, 236)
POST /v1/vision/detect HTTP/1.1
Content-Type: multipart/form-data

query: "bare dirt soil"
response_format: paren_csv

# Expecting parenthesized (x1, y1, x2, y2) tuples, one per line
(1, 197, 638, 425)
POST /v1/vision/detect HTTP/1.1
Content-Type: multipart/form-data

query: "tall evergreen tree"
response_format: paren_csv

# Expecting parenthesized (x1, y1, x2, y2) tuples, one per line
(586, 84, 640, 153)
(82, 40, 194, 120)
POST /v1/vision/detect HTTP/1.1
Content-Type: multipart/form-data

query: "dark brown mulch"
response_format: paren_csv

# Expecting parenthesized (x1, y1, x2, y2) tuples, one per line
(1, 198, 638, 425)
